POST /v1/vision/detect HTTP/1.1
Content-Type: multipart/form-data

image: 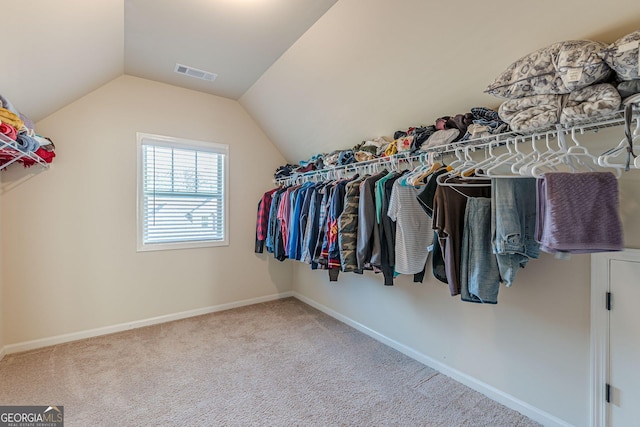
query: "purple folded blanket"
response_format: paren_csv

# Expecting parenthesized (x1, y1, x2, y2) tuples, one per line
(537, 172, 623, 253)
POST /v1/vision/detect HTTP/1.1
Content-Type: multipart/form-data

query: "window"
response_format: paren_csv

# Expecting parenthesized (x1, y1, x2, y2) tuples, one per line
(137, 133, 228, 251)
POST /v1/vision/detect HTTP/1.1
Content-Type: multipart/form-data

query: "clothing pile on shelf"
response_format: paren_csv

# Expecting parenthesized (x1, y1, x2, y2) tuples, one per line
(256, 163, 623, 304)
(486, 31, 640, 132)
(601, 29, 640, 106)
(0, 93, 56, 168)
(273, 107, 508, 180)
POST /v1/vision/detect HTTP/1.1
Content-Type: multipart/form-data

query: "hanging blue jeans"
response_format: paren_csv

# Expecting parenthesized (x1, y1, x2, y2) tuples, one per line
(491, 178, 540, 286)
(461, 197, 500, 304)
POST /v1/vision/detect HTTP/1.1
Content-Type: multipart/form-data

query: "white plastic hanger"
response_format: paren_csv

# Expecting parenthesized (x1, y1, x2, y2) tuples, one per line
(473, 137, 520, 177)
(485, 135, 530, 177)
(510, 135, 543, 173)
(518, 131, 563, 176)
(449, 145, 478, 176)
(531, 128, 622, 178)
(436, 147, 491, 188)
(460, 140, 501, 177)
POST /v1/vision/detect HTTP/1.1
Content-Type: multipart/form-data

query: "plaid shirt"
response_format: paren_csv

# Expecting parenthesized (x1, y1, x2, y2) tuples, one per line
(255, 189, 278, 253)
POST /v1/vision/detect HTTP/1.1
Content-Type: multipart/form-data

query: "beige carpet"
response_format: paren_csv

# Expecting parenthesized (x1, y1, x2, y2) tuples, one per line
(0, 298, 540, 426)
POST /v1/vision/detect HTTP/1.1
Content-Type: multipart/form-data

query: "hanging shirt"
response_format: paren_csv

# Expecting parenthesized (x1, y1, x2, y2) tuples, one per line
(313, 184, 333, 267)
(300, 183, 325, 265)
(255, 188, 278, 253)
(387, 179, 433, 275)
(432, 177, 491, 296)
(416, 168, 450, 284)
(356, 172, 387, 271)
(338, 176, 366, 273)
(288, 182, 314, 260)
(324, 179, 349, 270)
(377, 171, 404, 285)
(296, 182, 318, 261)
(266, 188, 286, 254)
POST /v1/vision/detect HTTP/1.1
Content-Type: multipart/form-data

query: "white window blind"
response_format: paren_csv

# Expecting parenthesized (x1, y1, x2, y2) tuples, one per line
(137, 133, 228, 251)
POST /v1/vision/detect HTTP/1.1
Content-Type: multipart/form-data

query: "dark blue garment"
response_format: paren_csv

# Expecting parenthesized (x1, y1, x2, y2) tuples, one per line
(288, 182, 314, 260)
(266, 189, 286, 253)
(337, 150, 355, 165)
(303, 184, 325, 268)
(326, 180, 350, 269)
(297, 182, 321, 261)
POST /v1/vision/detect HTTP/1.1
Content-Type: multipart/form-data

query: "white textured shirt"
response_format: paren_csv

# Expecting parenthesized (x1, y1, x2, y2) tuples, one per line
(387, 179, 433, 275)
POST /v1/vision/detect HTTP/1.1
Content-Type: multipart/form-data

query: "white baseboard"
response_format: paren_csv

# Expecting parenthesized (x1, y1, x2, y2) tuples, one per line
(3, 291, 294, 356)
(292, 292, 572, 427)
(0, 346, 5, 362)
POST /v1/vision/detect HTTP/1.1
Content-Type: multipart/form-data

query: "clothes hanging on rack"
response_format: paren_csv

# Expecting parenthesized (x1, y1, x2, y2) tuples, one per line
(338, 176, 365, 273)
(377, 171, 404, 286)
(460, 197, 500, 304)
(259, 124, 631, 303)
(432, 177, 492, 297)
(356, 171, 387, 272)
(255, 188, 278, 253)
(536, 172, 623, 254)
(491, 178, 540, 286)
(387, 177, 433, 276)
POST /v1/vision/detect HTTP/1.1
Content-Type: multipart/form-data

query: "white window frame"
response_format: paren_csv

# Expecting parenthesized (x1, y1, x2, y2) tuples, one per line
(136, 132, 229, 252)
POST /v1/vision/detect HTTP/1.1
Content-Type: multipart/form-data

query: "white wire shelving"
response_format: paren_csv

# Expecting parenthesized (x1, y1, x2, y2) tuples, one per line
(0, 133, 51, 170)
(274, 106, 638, 186)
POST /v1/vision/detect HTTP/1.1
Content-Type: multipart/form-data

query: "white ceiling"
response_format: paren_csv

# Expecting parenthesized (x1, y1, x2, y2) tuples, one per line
(0, 0, 337, 123)
(124, 0, 338, 100)
(0, 0, 124, 123)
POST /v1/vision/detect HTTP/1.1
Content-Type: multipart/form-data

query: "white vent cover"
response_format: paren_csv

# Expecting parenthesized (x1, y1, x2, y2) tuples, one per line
(174, 64, 217, 82)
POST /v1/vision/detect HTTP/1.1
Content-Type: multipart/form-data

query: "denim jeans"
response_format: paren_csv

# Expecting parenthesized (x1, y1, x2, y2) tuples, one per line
(461, 197, 500, 304)
(491, 178, 540, 286)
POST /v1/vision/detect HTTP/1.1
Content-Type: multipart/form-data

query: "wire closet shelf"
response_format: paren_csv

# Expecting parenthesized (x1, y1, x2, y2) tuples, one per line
(274, 106, 638, 186)
(0, 133, 51, 170)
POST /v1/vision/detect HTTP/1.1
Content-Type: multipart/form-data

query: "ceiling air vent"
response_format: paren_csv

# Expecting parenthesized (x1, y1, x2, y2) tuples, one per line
(174, 63, 217, 82)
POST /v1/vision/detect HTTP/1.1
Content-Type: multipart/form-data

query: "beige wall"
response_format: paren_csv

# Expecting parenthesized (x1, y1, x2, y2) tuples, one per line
(0, 193, 3, 356)
(291, 128, 640, 427)
(241, 0, 640, 164)
(1, 75, 292, 345)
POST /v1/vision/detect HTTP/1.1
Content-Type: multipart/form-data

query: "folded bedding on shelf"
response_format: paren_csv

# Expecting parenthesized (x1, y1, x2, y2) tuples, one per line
(498, 94, 562, 132)
(561, 82, 622, 125)
(599, 29, 640, 81)
(486, 40, 613, 98)
(498, 83, 621, 132)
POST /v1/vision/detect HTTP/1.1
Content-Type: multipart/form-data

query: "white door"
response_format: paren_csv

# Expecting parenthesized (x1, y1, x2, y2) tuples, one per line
(608, 260, 640, 427)
(591, 250, 640, 427)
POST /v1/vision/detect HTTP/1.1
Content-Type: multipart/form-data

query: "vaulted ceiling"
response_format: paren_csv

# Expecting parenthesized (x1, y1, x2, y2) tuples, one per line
(2, 0, 640, 164)
(1, 0, 336, 123)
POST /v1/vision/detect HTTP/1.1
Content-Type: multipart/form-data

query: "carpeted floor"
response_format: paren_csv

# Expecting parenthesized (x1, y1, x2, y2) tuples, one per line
(0, 298, 540, 426)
